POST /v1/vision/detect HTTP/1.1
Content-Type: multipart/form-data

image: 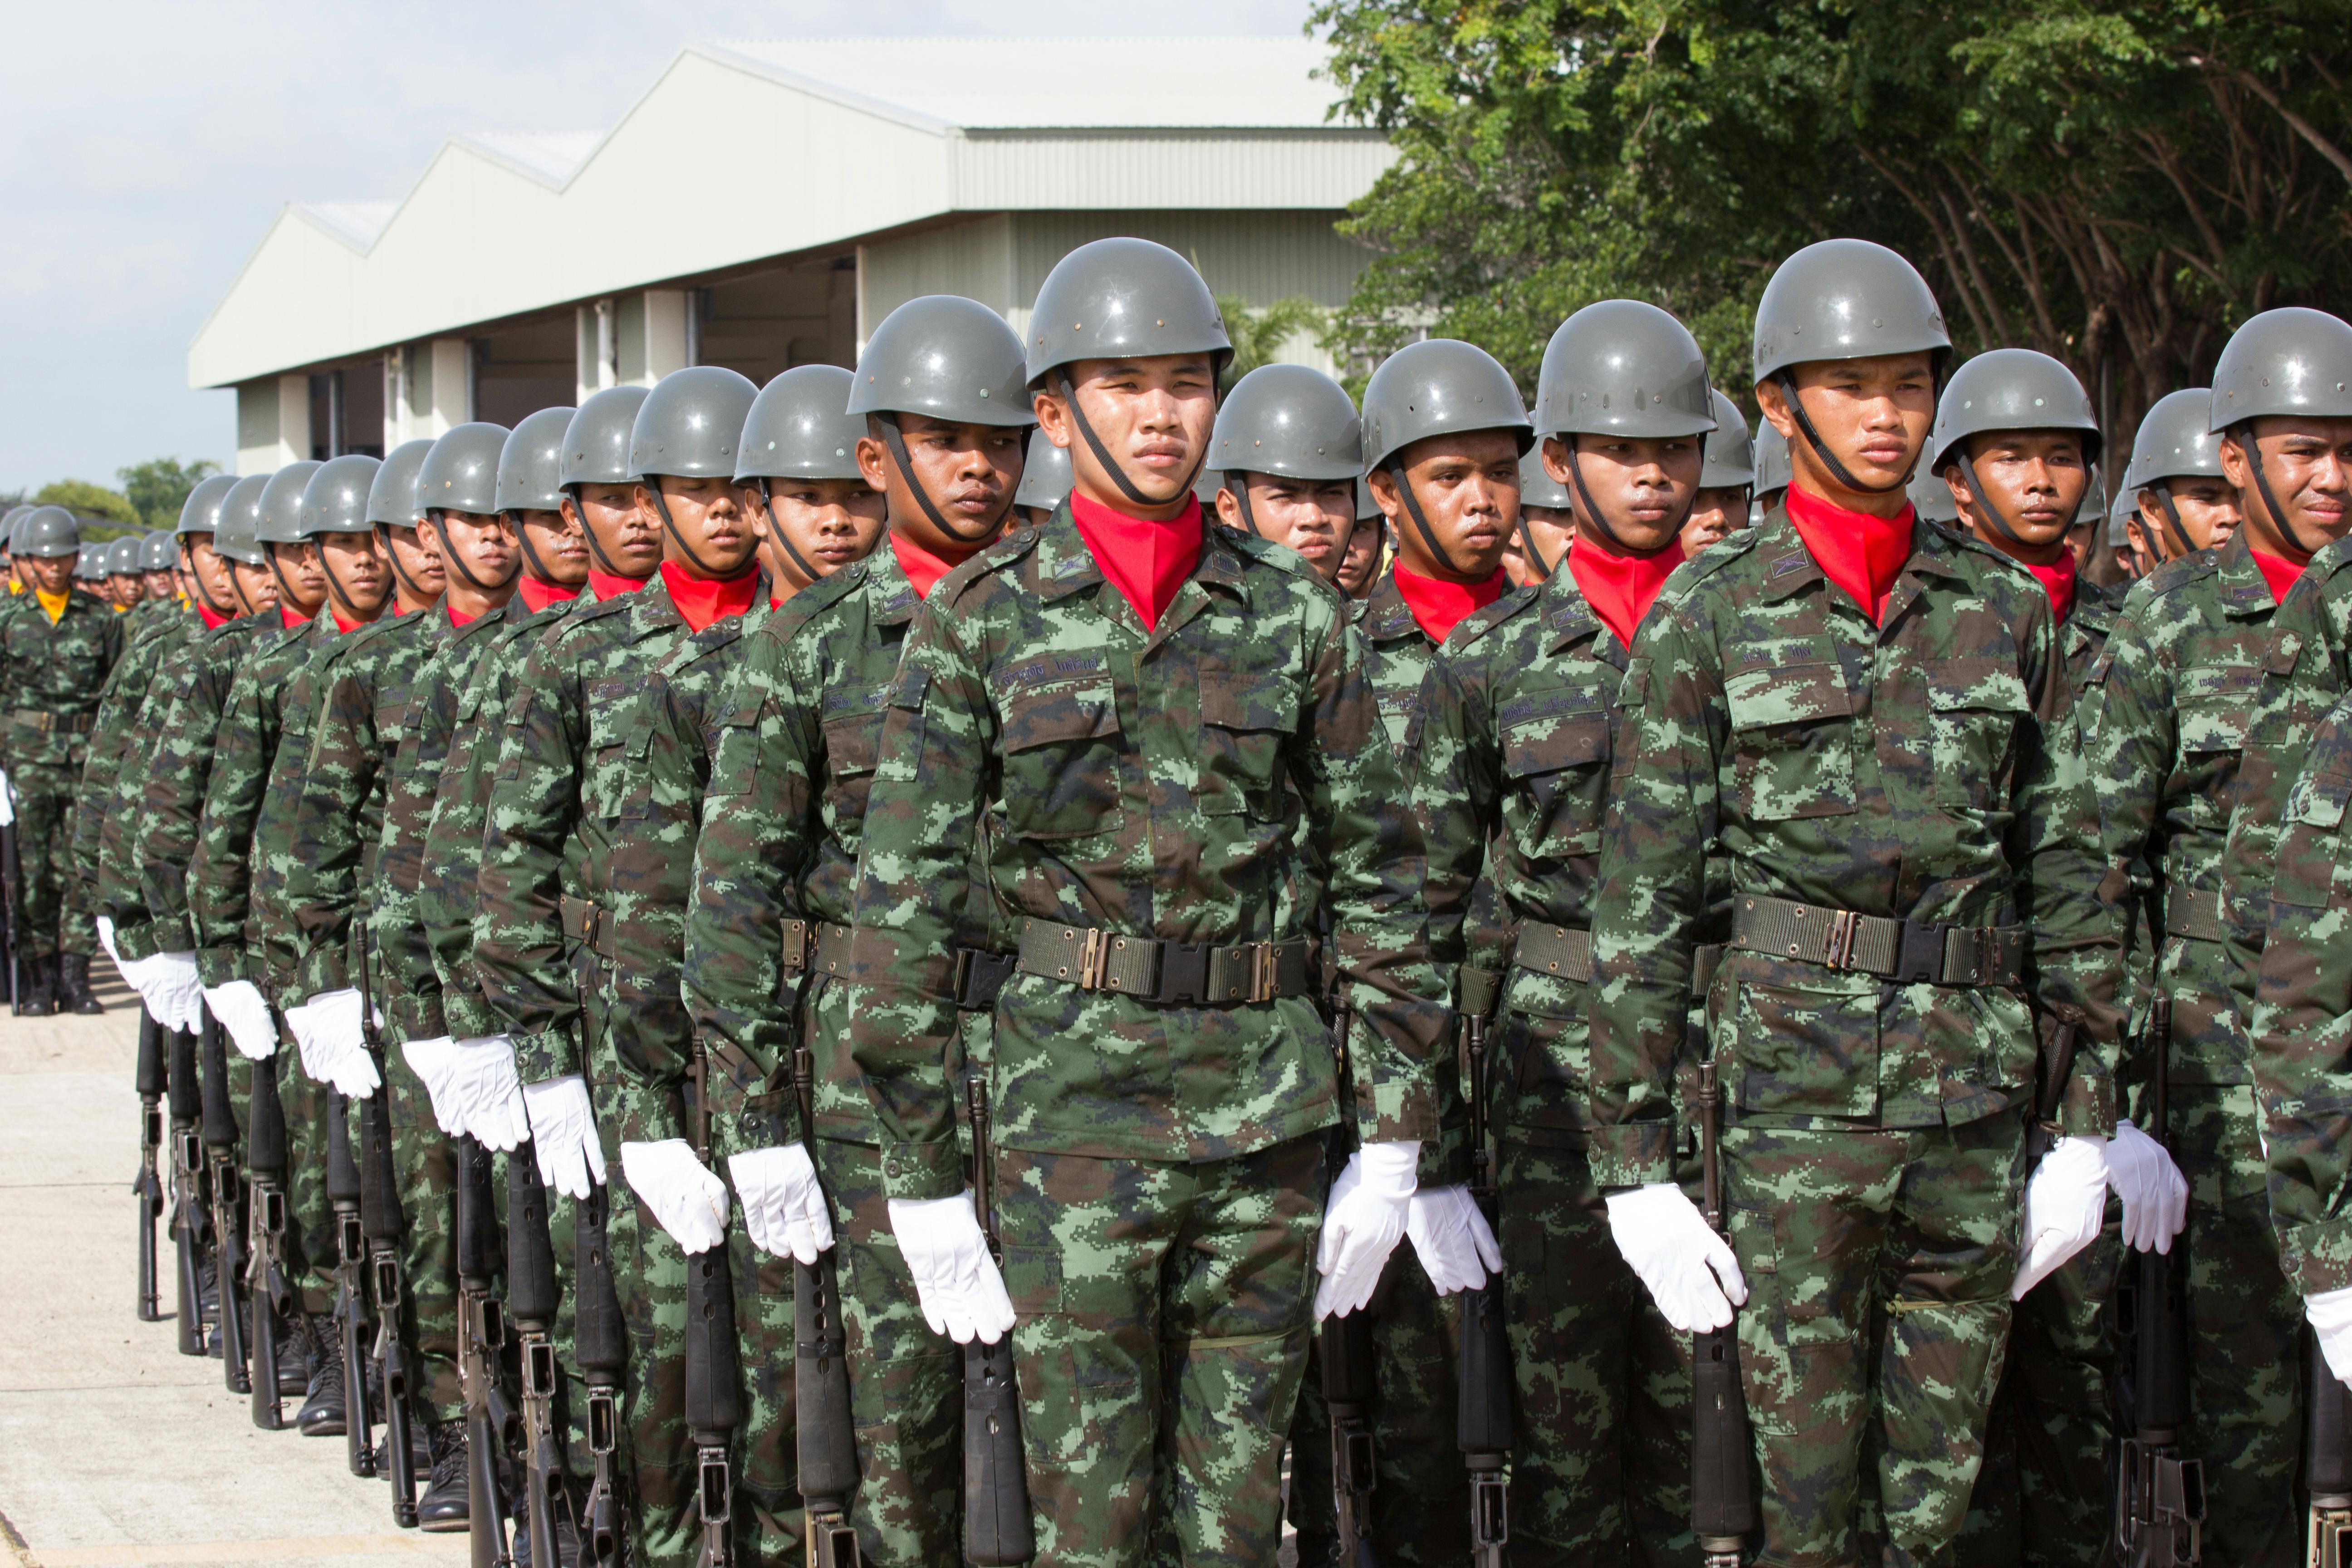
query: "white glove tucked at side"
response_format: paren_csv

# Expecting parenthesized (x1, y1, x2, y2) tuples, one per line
(2106, 1119, 2188, 1254)
(203, 980, 279, 1062)
(401, 1037, 466, 1136)
(521, 1075, 605, 1199)
(1314, 1141, 1419, 1320)
(2013, 1135, 2111, 1299)
(728, 1145, 835, 1264)
(447, 1036, 528, 1152)
(1606, 1183, 1748, 1334)
(285, 988, 380, 1096)
(1405, 1183, 1502, 1296)
(134, 951, 206, 1035)
(888, 1191, 1015, 1344)
(621, 1139, 729, 1255)
(2308, 1285, 2352, 1388)
(95, 915, 118, 965)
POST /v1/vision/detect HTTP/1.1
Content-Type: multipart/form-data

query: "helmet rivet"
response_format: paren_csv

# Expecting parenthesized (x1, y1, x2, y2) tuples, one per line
(1874, 318, 1884, 329)
(1157, 319, 1165, 328)
(980, 388, 990, 398)
(2033, 397, 2044, 407)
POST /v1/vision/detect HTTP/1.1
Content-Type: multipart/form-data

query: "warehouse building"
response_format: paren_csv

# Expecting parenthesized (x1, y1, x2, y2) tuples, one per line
(188, 36, 1392, 472)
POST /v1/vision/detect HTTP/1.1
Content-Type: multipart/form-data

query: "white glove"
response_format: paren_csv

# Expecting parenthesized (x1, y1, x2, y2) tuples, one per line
(522, 1076, 606, 1200)
(448, 1036, 529, 1152)
(1606, 1183, 1749, 1333)
(2013, 1135, 2111, 1299)
(0, 766, 15, 827)
(729, 1145, 837, 1264)
(201, 980, 279, 1062)
(888, 1191, 1017, 1344)
(1405, 1183, 1502, 1296)
(1314, 1141, 1419, 1320)
(621, 1139, 730, 1255)
(2309, 1285, 2352, 1388)
(95, 915, 118, 965)
(2107, 1120, 2188, 1254)
(135, 951, 206, 1035)
(294, 988, 372, 1088)
(401, 1036, 467, 1137)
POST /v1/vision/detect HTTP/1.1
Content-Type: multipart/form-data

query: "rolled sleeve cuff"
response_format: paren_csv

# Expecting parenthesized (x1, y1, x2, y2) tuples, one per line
(2058, 1063, 2116, 1140)
(2283, 1220, 2352, 1298)
(877, 1138, 964, 1203)
(440, 988, 498, 1042)
(299, 946, 350, 1002)
(717, 1092, 792, 1164)
(385, 991, 446, 1048)
(194, 943, 246, 989)
(1588, 1123, 1676, 1191)
(511, 1026, 578, 1084)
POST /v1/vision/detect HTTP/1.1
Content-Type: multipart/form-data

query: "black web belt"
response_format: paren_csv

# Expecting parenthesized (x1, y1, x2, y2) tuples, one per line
(2163, 888, 2227, 943)
(1509, 924, 1594, 984)
(1012, 918, 1314, 1005)
(12, 708, 93, 734)
(1731, 895, 2023, 986)
(779, 919, 854, 976)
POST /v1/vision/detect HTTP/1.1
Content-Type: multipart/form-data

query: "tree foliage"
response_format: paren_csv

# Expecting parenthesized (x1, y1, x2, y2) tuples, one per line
(1311, 0, 2352, 441)
(117, 457, 218, 530)
(31, 479, 138, 525)
(1217, 293, 1332, 394)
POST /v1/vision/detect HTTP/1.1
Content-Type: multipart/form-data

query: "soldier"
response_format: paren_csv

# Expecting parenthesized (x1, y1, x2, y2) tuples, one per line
(2119, 388, 2242, 570)
(0, 505, 26, 595)
(1338, 479, 1388, 598)
(839, 238, 1453, 1563)
(1588, 239, 2122, 1566)
(1209, 362, 1363, 585)
(1750, 418, 1790, 519)
(4, 506, 123, 1014)
(1014, 427, 1073, 529)
(1502, 447, 1576, 589)
(738, 366, 888, 607)
(74, 544, 104, 600)
(142, 529, 179, 608)
(1680, 387, 1755, 558)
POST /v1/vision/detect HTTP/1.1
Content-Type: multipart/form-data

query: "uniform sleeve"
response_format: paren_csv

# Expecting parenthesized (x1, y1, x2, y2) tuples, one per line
(186, 663, 270, 987)
(369, 671, 452, 1043)
(283, 664, 377, 1002)
(473, 639, 587, 1078)
(71, 633, 162, 894)
(133, 657, 237, 956)
(418, 651, 509, 1042)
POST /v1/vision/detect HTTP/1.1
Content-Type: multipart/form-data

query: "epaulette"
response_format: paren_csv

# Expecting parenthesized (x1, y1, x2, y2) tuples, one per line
(1449, 583, 1541, 651)
(1939, 525, 2043, 586)
(933, 524, 1042, 609)
(2122, 545, 2220, 617)
(1659, 527, 1759, 606)
(2306, 535, 2352, 588)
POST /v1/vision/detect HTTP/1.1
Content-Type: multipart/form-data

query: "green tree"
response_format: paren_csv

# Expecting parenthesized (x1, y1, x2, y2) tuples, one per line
(1215, 293, 1331, 394)
(117, 457, 218, 529)
(31, 479, 139, 525)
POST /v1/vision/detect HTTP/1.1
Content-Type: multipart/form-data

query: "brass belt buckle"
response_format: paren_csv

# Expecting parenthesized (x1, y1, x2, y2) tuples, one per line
(1250, 943, 1279, 1004)
(1078, 928, 1108, 991)
(1822, 909, 1859, 971)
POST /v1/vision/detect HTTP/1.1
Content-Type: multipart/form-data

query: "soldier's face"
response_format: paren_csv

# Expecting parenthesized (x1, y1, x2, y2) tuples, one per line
(318, 530, 391, 618)
(1036, 354, 1218, 517)
(266, 538, 330, 616)
(1759, 352, 1936, 508)
(111, 575, 142, 606)
(514, 507, 590, 588)
(855, 413, 1024, 553)
(1371, 431, 1520, 582)
(1214, 474, 1357, 578)
(142, 569, 173, 600)
(381, 523, 447, 606)
(1500, 505, 1574, 587)
(1336, 518, 1385, 598)
(2129, 478, 2238, 561)
(2221, 417, 2352, 557)
(744, 476, 887, 598)
(184, 537, 238, 611)
(1681, 488, 1747, 557)
(434, 509, 519, 593)
(641, 475, 756, 579)
(22, 555, 71, 595)
(1946, 430, 2089, 560)
(230, 557, 279, 614)
(564, 483, 661, 579)
(1546, 432, 1702, 557)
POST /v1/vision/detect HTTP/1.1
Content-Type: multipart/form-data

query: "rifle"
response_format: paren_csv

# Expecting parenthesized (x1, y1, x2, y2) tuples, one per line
(1456, 1009, 1510, 1568)
(456, 1132, 516, 1568)
(168, 1025, 208, 1358)
(326, 1092, 376, 1477)
(963, 1077, 1034, 1566)
(1691, 1060, 1756, 1567)
(575, 1180, 627, 1568)
(1, 819, 21, 1010)
(134, 1007, 166, 1321)
(361, 1079, 418, 1525)
(1318, 980, 1379, 1567)
(794, 1045, 862, 1568)
(247, 1053, 295, 1430)
(2310, 1329, 2352, 1567)
(2116, 997, 2205, 1566)
(684, 1040, 740, 1568)
(508, 1148, 571, 1568)
(200, 1015, 251, 1394)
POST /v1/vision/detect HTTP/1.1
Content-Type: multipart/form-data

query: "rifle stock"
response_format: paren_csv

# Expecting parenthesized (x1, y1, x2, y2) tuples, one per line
(2, 822, 21, 1010)
(1319, 981, 1380, 1567)
(167, 1026, 207, 1358)
(1691, 1060, 1756, 1566)
(456, 1133, 514, 1568)
(575, 1182, 626, 1568)
(506, 1147, 568, 1568)
(360, 1080, 418, 1527)
(683, 1041, 738, 1568)
(1456, 1010, 1511, 1568)
(2117, 997, 2204, 1566)
(793, 1046, 862, 1568)
(135, 1009, 166, 1321)
(2309, 1329, 2352, 1568)
(963, 1076, 1034, 1567)
(247, 1052, 291, 1431)
(201, 1017, 250, 1394)
(326, 1092, 375, 1477)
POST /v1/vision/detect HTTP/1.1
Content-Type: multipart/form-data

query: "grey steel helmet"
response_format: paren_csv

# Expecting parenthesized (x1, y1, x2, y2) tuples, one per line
(2075, 465, 2107, 526)
(2124, 389, 2227, 491)
(0, 505, 29, 553)
(495, 407, 576, 514)
(417, 423, 512, 519)
(850, 296, 1034, 428)
(2210, 307, 2352, 555)
(738, 366, 864, 484)
(108, 537, 142, 576)
(17, 507, 79, 559)
(301, 454, 382, 536)
(1361, 338, 1533, 576)
(1753, 237, 1950, 384)
(1754, 421, 1791, 498)
(140, 529, 177, 572)
(561, 385, 652, 490)
(1211, 363, 1362, 482)
(1907, 466, 1959, 524)
(2110, 486, 2137, 549)
(76, 544, 103, 579)
(1930, 348, 2101, 473)
(1014, 430, 1072, 514)
(367, 439, 436, 529)
(1535, 299, 1716, 441)
(176, 473, 239, 537)
(1025, 236, 1232, 389)
(1700, 390, 1756, 490)
(1519, 448, 1572, 511)
(630, 367, 757, 482)
(1356, 476, 1383, 522)
(215, 476, 269, 566)
(256, 459, 325, 546)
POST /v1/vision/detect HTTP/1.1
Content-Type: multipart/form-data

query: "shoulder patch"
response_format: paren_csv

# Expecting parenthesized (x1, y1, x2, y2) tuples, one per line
(1450, 584, 1541, 652)
(934, 525, 1039, 608)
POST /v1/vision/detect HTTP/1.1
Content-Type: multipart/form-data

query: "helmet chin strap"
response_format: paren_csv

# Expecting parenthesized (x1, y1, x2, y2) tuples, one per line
(754, 480, 825, 586)
(375, 523, 436, 607)
(186, 543, 236, 618)
(642, 482, 755, 583)
(1774, 368, 1911, 496)
(1225, 472, 1257, 537)
(877, 412, 999, 544)
(1517, 511, 1557, 582)
(567, 490, 643, 580)
(2151, 482, 2198, 558)
(429, 511, 521, 596)
(1563, 442, 1692, 560)
(318, 539, 368, 623)
(1054, 372, 1209, 513)
(1384, 455, 1474, 578)
(509, 511, 558, 585)
(1954, 454, 2034, 549)
(2236, 422, 2329, 558)
(265, 547, 319, 619)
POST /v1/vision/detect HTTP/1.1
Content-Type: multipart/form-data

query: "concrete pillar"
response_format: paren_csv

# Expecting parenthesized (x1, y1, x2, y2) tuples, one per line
(641, 290, 689, 383)
(576, 299, 620, 403)
(235, 376, 312, 473)
(382, 338, 474, 446)
(426, 338, 473, 430)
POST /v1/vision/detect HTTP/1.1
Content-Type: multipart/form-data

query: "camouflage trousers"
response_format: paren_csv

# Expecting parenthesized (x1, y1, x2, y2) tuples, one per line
(1723, 1113, 2024, 1568)
(13, 760, 94, 957)
(385, 1034, 464, 1423)
(274, 1029, 341, 1318)
(815, 1135, 963, 1566)
(595, 1071, 801, 1568)
(995, 1135, 1326, 1568)
(1952, 1203, 2120, 1568)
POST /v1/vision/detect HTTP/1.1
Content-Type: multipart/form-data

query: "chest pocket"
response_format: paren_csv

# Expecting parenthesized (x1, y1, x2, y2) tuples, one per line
(1923, 656, 2032, 810)
(996, 658, 1125, 841)
(2272, 768, 2352, 910)
(584, 677, 648, 822)
(1500, 687, 1613, 861)
(1199, 668, 1300, 819)
(820, 701, 889, 832)
(1724, 642, 1856, 821)
(2176, 660, 2263, 757)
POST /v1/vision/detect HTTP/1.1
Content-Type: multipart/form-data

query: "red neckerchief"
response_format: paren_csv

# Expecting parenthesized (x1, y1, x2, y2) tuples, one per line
(1068, 491, 1203, 632)
(517, 576, 582, 614)
(659, 560, 760, 633)
(1784, 484, 1915, 624)
(890, 530, 978, 601)
(446, 602, 480, 630)
(1392, 564, 1505, 645)
(1565, 534, 1684, 648)
(587, 570, 649, 603)
(2024, 553, 2078, 623)
(329, 608, 363, 634)
(199, 602, 232, 631)
(279, 606, 312, 630)
(2252, 548, 2305, 605)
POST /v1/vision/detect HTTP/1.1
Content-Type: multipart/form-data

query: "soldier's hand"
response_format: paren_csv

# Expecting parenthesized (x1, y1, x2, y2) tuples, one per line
(95, 914, 117, 964)
(133, 950, 205, 1036)
(2307, 1286, 2352, 1389)
(728, 1145, 835, 1264)
(1314, 1142, 1419, 1320)
(1604, 1183, 1747, 1333)
(2106, 1120, 2188, 1254)
(400, 1036, 468, 1137)
(2012, 1135, 2110, 1299)
(1404, 1184, 1501, 1295)
(286, 988, 377, 1094)
(447, 1036, 529, 1152)
(621, 1139, 730, 1255)
(522, 1075, 606, 1199)
(201, 979, 278, 1062)
(887, 1192, 1016, 1344)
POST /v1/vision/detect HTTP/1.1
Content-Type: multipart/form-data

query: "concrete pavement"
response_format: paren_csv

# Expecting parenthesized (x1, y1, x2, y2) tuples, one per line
(0, 975, 464, 1568)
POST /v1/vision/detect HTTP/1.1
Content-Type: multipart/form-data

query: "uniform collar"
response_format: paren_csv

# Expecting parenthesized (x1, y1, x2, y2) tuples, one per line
(2216, 528, 2282, 618)
(1537, 571, 1607, 656)
(1359, 573, 1425, 644)
(1754, 505, 1971, 605)
(1030, 503, 1249, 611)
(858, 541, 921, 627)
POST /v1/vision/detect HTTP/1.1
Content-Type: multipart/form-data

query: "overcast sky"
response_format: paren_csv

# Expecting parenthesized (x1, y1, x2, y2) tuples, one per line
(0, 0, 1315, 496)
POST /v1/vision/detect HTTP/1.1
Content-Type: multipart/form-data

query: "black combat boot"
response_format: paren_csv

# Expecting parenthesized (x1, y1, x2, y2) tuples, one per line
(417, 1420, 472, 1532)
(19, 955, 55, 1017)
(59, 952, 103, 1014)
(297, 1314, 346, 1436)
(276, 1312, 311, 1397)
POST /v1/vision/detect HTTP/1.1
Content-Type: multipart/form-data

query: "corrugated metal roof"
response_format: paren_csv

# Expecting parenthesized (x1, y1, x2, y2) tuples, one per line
(452, 131, 605, 188)
(292, 201, 399, 252)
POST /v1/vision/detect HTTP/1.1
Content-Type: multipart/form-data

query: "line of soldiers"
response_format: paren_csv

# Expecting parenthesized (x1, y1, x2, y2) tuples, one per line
(71, 230, 2352, 1568)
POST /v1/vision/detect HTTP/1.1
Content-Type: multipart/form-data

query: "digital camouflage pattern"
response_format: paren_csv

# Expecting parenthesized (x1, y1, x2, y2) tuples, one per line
(1589, 504, 2122, 1563)
(4, 584, 122, 956)
(69, 599, 195, 902)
